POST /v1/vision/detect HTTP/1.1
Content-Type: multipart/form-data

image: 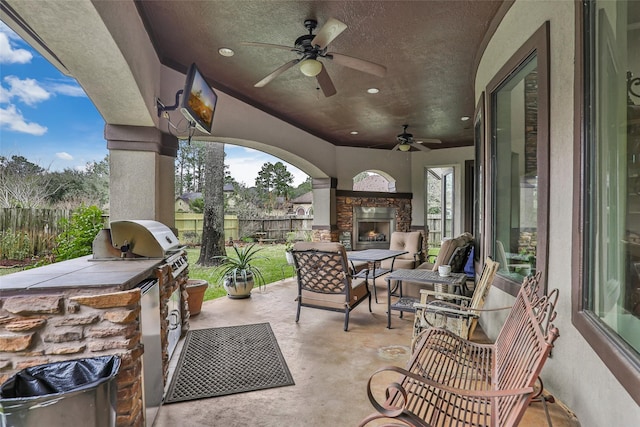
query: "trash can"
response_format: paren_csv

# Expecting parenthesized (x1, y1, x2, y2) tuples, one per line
(0, 355, 120, 427)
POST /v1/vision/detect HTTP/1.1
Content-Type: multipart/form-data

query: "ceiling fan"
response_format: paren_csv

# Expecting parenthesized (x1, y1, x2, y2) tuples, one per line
(393, 125, 442, 152)
(241, 18, 386, 97)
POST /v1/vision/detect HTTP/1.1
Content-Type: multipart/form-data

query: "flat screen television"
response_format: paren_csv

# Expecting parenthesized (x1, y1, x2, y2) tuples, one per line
(181, 63, 217, 134)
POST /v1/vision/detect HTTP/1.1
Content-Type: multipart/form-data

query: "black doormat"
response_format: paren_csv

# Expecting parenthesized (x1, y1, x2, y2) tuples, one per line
(164, 323, 294, 403)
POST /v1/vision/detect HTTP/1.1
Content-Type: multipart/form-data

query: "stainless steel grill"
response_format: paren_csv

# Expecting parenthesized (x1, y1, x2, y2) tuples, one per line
(91, 220, 188, 427)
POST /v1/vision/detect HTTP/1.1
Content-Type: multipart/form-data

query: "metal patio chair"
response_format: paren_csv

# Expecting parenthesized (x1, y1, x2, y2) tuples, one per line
(292, 242, 372, 331)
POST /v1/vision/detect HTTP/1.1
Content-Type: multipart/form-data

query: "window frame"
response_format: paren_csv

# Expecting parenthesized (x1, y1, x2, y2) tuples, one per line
(473, 93, 486, 268)
(572, 0, 640, 405)
(485, 22, 551, 296)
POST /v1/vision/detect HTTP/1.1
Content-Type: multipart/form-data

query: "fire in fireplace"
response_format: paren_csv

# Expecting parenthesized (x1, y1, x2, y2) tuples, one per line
(352, 207, 396, 250)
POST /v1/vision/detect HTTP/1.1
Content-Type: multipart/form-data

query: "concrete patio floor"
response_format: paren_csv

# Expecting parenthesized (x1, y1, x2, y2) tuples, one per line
(153, 278, 580, 427)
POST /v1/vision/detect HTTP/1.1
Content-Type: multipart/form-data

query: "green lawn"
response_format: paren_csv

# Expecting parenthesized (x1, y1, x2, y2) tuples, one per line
(0, 266, 24, 276)
(186, 244, 295, 301)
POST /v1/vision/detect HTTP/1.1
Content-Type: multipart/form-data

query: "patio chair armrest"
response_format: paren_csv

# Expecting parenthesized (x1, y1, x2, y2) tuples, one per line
(413, 301, 478, 317)
(420, 288, 472, 302)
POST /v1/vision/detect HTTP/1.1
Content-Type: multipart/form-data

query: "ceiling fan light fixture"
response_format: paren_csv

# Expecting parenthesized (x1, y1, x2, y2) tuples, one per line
(398, 143, 411, 152)
(299, 58, 323, 77)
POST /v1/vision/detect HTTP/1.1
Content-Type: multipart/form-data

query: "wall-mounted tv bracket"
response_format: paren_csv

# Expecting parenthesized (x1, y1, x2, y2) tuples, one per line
(156, 89, 196, 144)
(156, 89, 183, 117)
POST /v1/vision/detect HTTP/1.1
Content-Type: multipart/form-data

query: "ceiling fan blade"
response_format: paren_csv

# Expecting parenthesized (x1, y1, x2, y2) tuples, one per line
(412, 143, 432, 152)
(316, 65, 337, 97)
(311, 17, 347, 49)
(326, 52, 387, 77)
(241, 41, 298, 52)
(254, 59, 300, 87)
(391, 143, 401, 151)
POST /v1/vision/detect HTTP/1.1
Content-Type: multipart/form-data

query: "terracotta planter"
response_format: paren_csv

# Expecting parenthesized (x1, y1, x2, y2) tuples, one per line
(186, 279, 209, 316)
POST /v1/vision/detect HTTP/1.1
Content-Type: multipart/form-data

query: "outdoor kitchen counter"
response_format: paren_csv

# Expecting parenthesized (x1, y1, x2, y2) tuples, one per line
(0, 255, 163, 293)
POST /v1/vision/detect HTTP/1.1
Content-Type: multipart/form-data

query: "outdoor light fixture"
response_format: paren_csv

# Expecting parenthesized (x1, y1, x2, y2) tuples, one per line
(398, 143, 411, 152)
(218, 47, 235, 57)
(300, 59, 323, 77)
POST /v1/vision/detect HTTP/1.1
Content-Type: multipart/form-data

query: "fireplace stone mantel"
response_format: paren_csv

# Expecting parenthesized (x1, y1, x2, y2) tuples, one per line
(336, 192, 413, 250)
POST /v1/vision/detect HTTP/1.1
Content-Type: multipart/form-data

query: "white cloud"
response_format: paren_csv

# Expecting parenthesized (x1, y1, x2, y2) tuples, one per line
(0, 104, 47, 135)
(56, 152, 73, 160)
(0, 85, 10, 103)
(47, 81, 86, 97)
(3, 75, 50, 106)
(0, 32, 32, 64)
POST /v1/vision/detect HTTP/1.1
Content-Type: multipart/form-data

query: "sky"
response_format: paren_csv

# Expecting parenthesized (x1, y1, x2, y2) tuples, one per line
(0, 21, 308, 187)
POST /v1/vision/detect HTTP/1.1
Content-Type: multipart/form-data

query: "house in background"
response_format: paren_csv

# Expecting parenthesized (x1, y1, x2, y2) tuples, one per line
(289, 191, 313, 217)
(174, 192, 202, 212)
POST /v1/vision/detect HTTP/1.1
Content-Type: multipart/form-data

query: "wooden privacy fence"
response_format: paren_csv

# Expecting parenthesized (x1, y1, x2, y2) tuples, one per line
(0, 208, 71, 257)
(175, 213, 240, 244)
(174, 213, 313, 244)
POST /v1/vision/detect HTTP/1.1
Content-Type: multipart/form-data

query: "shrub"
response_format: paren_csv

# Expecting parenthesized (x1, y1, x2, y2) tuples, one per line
(0, 228, 32, 260)
(54, 205, 104, 261)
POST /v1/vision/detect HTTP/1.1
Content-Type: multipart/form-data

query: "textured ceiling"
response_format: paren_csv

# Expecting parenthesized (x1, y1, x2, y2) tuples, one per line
(136, 1, 503, 151)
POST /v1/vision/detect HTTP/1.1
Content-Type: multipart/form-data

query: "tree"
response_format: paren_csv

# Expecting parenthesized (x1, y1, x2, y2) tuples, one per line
(0, 155, 55, 208)
(175, 140, 207, 195)
(46, 156, 109, 208)
(255, 161, 294, 210)
(197, 142, 226, 266)
(291, 176, 312, 199)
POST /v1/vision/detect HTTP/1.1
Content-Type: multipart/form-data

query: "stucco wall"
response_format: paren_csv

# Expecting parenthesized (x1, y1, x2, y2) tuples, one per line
(335, 146, 413, 192)
(475, 1, 640, 425)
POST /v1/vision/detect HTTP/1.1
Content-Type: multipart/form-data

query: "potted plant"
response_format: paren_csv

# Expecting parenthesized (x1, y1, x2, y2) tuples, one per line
(216, 243, 268, 299)
(284, 232, 296, 265)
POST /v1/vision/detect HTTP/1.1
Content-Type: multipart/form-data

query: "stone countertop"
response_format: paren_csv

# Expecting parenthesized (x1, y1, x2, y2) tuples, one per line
(0, 255, 163, 291)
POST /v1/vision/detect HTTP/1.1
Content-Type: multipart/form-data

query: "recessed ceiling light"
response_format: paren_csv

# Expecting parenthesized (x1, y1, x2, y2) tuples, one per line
(218, 47, 235, 57)
(367, 88, 379, 94)
(461, 116, 470, 121)
(350, 131, 359, 135)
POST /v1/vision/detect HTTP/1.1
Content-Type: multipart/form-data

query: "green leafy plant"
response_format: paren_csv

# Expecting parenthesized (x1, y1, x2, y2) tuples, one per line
(54, 205, 104, 261)
(214, 243, 268, 290)
(284, 231, 297, 252)
(0, 228, 32, 260)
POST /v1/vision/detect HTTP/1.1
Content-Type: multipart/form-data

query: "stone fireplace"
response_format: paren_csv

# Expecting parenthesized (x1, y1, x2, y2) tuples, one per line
(335, 190, 414, 249)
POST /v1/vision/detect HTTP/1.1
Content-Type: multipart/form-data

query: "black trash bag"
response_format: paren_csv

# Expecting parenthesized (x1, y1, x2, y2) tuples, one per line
(0, 355, 120, 399)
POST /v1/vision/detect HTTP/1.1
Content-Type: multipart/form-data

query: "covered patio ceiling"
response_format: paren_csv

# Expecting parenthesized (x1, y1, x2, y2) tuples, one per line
(135, 0, 504, 150)
(1, 1, 506, 152)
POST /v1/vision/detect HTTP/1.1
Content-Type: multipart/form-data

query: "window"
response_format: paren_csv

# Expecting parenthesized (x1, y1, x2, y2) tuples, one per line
(473, 94, 485, 263)
(575, 0, 640, 401)
(352, 170, 396, 192)
(425, 167, 455, 247)
(486, 22, 550, 295)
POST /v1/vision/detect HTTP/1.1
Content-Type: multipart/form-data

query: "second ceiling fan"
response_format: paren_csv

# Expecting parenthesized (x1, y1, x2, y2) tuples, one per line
(393, 125, 441, 152)
(242, 18, 386, 97)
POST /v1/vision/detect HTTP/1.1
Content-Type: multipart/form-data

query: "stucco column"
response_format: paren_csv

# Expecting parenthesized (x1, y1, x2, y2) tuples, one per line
(311, 177, 337, 241)
(106, 124, 178, 227)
